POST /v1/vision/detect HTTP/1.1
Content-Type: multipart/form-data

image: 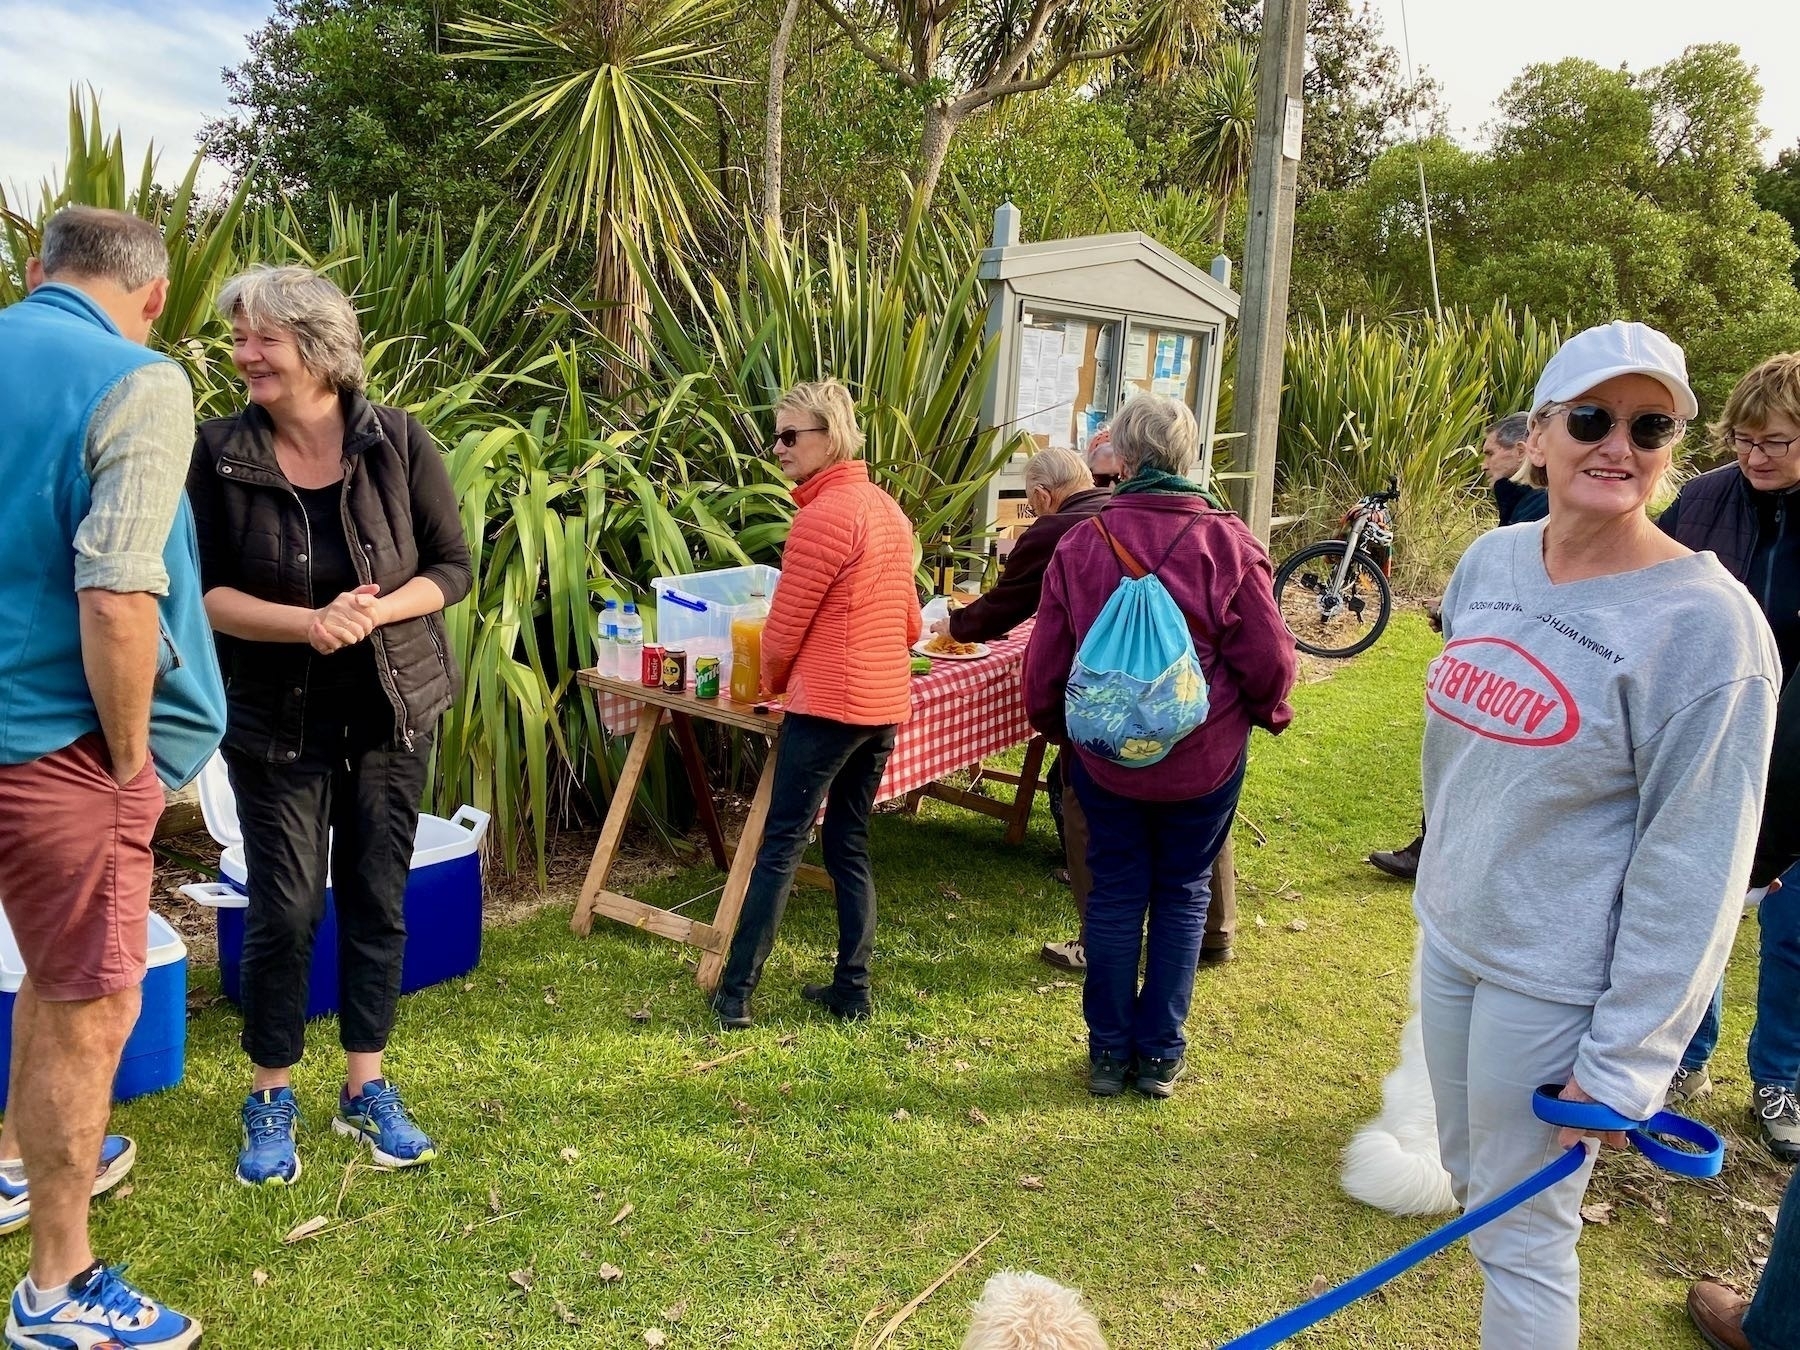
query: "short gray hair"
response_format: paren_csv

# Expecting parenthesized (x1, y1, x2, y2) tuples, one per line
(40, 206, 167, 290)
(1110, 394, 1199, 477)
(1023, 447, 1091, 495)
(1491, 412, 1530, 449)
(216, 265, 366, 393)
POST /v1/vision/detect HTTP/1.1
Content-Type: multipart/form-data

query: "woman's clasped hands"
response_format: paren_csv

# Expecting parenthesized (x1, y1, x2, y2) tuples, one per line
(309, 583, 382, 654)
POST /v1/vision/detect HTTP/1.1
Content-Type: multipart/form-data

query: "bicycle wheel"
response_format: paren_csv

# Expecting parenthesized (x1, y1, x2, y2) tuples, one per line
(1273, 540, 1393, 659)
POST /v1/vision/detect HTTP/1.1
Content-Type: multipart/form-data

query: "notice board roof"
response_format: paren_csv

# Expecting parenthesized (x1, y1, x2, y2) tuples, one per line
(978, 231, 1240, 324)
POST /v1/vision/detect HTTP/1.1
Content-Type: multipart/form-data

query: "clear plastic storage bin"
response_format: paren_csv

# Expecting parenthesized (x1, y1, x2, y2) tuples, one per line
(650, 564, 780, 686)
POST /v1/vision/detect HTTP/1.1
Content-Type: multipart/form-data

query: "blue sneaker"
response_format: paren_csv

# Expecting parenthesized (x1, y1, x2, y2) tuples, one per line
(237, 1087, 301, 1187)
(0, 1136, 137, 1237)
(5, 1261, 200, 1348)
(333, 1079, 436, 1168)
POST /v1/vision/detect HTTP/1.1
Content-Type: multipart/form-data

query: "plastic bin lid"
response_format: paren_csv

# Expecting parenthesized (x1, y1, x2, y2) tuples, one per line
(195, 752, 243, 849)
(0, 909, 185, 995)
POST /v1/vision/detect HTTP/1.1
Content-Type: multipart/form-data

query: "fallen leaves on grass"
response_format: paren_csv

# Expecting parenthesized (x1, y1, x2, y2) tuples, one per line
(688, 1046, 758, 1074)
(1286, 918, 1309, 932)
(1019, 1176, 1046, 1191)
(560, 1147, 581, 1164)
(282, 1216, 331, 1245)
(662, 1302, 687, 1323)
(644, 1330, 667, 1347)
(508, 1268, 535, 1293)
(611, 1202, 635, 1226)
(598, 1264, 624, 1283)
(630, 1008, 652, 1022)
(1307, 1275, 1330, 1297)
(1579, 1203, 1615, 1225)
(891, 1109, 911, 1123)
(967, 1107, 989, 1126)
(554, 1299, 580, 1325)
(488, 1185, 503, 1216)
(252, 1269, 270, 1288)
(115, 1183, 134, 1200)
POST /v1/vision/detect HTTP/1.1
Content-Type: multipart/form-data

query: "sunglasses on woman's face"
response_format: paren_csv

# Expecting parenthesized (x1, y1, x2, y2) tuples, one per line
(1092, 473, 1120, 488)
(772, 425, 827, 448)
(1551, 403, 1686, 452)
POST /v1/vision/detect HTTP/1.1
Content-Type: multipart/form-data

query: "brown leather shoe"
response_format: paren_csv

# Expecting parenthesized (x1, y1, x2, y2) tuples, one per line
(1687, 1281, 1753, 1350)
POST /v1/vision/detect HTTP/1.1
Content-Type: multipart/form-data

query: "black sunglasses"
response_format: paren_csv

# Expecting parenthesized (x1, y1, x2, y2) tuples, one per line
(1551, 403, 1686, 452)
(772, 425, 827, 448)
(1092, 472, 1120, 488)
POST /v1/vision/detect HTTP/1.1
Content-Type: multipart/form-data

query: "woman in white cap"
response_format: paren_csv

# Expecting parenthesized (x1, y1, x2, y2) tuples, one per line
(1414, 321, 1781, 1347)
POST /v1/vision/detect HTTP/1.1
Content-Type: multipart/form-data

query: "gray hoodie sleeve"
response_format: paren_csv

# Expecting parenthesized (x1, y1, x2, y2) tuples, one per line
(1572, 675, 1778, 1120)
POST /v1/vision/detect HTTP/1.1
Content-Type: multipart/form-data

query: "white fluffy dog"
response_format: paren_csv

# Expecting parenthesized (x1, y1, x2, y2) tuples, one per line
(1339, 941, 1459, 1216)
(961, 1272, 1109, 1350)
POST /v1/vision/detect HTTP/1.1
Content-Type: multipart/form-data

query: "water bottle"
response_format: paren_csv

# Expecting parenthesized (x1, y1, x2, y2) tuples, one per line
(597, 599, 620, 678)
(617, 601, 644, 681)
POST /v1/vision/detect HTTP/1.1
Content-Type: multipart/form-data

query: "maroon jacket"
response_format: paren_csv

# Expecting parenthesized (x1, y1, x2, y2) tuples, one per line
(1023, 495, 1297, 801)
(950, 487, 1109, 643)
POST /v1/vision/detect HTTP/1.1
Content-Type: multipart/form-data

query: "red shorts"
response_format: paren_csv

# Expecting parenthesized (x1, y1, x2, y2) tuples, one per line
(0, 735, 161, 1001)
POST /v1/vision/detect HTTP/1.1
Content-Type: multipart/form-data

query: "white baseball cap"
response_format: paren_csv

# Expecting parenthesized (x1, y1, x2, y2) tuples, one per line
(1532, 321, 1699, 421)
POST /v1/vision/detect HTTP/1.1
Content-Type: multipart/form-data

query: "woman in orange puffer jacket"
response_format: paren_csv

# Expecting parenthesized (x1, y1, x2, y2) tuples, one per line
(712, 378, 921, 1028)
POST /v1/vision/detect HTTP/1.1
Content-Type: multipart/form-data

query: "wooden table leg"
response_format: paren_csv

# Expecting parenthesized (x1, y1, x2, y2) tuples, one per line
(671, 712, 730, 870)
(571, 704, 661, 937)
(694, 740, 779, 992)
(1002, 734, 1049, 846)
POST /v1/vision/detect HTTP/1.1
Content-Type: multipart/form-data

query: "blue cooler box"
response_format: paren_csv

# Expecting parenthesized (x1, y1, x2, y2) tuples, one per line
(0, 911, 188, 1109)
(180, 754, 488, 1021)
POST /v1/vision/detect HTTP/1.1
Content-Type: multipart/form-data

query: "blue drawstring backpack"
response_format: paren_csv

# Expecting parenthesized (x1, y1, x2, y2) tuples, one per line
(1065, 514, 1209, 767)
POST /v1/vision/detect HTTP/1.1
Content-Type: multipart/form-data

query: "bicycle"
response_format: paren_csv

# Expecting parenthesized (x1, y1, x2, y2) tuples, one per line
(1273, 478, 1400, 658)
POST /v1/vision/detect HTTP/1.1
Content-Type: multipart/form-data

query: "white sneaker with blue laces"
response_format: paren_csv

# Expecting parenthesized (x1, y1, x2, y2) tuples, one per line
(0, 1137, 137, 1237)
(5, 1261, 200, 1348)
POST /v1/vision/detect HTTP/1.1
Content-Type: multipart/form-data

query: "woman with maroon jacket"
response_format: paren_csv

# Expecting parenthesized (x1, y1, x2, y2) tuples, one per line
(1024, 395, 1296, 1098)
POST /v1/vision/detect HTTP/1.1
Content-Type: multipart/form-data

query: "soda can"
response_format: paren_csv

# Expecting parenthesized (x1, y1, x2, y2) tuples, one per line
(660, 647, 688, 693)
(641, 644, 665, 687)
(694, 655, 721, 699)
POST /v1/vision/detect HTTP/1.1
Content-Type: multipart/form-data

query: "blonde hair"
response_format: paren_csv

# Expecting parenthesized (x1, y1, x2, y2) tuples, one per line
(1713, 353, 1800, 452)
(1024, 448, 1091, 496)
(776, 378, 864, 462)
(217, 265, 366, 393)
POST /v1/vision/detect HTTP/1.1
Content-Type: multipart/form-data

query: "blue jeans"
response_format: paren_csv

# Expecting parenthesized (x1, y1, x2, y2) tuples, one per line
(1071, 753, 1244, 1062)
(717, 714, 896, 1003)
(1682, 864, 1800, 1091)
(1745, 1164, 1800, 1348)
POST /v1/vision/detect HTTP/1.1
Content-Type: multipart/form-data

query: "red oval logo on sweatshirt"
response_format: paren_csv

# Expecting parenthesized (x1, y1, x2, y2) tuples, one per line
(1425, 637, 1580, 747)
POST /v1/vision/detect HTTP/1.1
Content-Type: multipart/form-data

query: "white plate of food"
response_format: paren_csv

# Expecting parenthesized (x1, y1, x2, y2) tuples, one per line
(913, 635, 991, 661)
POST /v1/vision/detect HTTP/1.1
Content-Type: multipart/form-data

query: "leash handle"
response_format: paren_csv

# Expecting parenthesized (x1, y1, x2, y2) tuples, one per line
(1215, 1088, 1725, 1349)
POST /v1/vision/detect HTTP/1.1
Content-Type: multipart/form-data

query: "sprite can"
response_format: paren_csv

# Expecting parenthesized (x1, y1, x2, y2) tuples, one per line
(695, 655, 721, 699)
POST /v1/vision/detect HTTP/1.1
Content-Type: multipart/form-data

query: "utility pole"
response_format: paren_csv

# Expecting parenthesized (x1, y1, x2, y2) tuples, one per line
(1215, 0, 1307, 944)
(1230, 0, 1308, 544)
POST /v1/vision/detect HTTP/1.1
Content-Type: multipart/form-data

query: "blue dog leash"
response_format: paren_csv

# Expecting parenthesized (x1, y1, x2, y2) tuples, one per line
(1215, 1086, 1726, 1349)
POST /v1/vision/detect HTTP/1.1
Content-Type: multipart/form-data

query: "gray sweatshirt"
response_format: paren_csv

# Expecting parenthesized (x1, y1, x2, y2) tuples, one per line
(1416, 522, 1780, 1120)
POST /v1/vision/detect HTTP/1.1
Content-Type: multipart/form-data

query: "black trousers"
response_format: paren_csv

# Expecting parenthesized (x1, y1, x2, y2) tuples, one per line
(717, 713, 897, 1002)
(224, 720, 431, 1068)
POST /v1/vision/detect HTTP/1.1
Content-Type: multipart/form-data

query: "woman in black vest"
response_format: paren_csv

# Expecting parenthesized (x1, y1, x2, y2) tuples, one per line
(187, 266, 471, 1186)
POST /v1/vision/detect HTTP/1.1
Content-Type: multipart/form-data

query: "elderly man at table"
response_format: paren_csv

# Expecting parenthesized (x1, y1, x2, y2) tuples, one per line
(932, 448, 1108, 969)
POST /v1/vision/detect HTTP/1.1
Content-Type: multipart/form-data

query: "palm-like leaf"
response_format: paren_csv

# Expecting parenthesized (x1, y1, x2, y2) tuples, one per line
(1181, 39, 1257, 242)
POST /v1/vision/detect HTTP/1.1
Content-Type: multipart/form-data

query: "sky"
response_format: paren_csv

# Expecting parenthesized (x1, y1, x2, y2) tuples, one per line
(2, 0, 1798, 201)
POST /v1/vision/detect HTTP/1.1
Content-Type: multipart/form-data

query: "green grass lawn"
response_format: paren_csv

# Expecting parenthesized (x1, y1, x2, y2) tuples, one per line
(79, 612, 1783, 1347)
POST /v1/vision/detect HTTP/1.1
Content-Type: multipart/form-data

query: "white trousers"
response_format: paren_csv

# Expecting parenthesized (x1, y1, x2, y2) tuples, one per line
(1420, 940, 1601, 1349)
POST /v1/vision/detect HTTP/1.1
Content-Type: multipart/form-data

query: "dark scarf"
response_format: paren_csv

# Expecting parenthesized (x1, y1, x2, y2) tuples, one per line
(1114, 466, 1228, 512)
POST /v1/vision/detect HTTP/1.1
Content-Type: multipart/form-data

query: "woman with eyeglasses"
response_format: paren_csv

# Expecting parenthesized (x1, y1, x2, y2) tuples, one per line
(1414, 322, 1780, 1348)
(710, 378, 921, 1029)
(1657, 352, 1800, 1169)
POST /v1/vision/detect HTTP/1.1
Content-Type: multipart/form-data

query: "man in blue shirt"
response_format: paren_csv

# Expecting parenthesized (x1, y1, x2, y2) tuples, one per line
(0, 206, 215, 1349)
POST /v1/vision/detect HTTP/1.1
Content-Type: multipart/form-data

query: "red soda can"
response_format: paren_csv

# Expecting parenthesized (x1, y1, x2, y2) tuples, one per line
(641, 644, 666, 687)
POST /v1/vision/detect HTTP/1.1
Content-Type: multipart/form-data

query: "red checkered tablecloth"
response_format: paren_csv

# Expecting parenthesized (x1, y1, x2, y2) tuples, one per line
(590, 622, 1037, 805)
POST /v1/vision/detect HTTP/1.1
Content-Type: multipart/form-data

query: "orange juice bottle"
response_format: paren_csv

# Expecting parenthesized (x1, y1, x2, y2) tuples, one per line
(729, 591, 768, 703)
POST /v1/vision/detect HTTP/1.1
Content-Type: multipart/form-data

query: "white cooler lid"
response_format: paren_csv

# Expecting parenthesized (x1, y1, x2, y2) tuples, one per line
(0, 909, 185, 995)
(195, 752, 243, 849)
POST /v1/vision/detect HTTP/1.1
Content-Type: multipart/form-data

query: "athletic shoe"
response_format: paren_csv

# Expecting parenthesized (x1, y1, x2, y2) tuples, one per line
(0, 1136, 137, 1236)
(5, 1261, 200, 1348)
(1752, 1082, 1800, 1163)
(1132, 1056, 1187, 1098)
(1088, 1052, 1130, 1097)
(1040, 939, 1086, 971)
(334, 1079, 436, 1168)
(237, 1086, 301, 1187)
(1668, 1064, 1713, 1103)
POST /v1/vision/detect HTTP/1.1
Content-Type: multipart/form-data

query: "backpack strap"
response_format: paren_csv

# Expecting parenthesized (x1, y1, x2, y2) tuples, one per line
(1091, 511, 1206, 580)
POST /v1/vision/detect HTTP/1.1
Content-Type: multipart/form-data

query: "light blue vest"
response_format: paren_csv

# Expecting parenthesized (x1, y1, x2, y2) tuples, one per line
(0, 284, 224, 788)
